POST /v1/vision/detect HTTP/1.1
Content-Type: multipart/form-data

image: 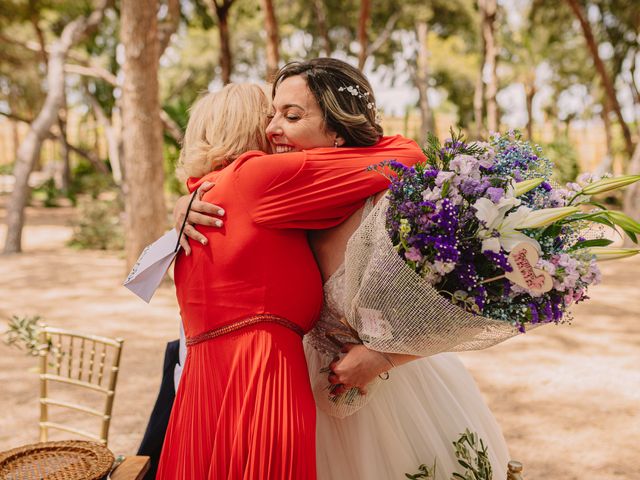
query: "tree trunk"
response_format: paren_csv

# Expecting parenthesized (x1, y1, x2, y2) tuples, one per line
(595, 97, 614, 176)
(11, 119, 19, 162)
(565, 0, 633, 156)
(213, 0, 234, 85)
(629, 57, 640, 124)
(3, 0, 109, 254)
(313, 0, 331, 56)
(121, 0, 166, 270)
(525, 80, 535, 140)
(357, 0, 371, 70)
(623, 140, 640, 235)
(473, 67, 484, 139)
(480, 0, 498, 133)
(260, 0, 279, 81)
(158, 0, 180, 55)
(415, 21, 434, 139)
(88, 93, 123, 185)
(57, 113, 71, 193)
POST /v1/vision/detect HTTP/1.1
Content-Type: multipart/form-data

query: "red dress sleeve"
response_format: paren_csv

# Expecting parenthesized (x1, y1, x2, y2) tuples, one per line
(232, 135, 424, 229)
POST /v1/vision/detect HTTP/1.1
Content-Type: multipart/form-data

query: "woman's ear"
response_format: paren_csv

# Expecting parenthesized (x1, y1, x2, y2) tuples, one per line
(334, 135, 346, 147)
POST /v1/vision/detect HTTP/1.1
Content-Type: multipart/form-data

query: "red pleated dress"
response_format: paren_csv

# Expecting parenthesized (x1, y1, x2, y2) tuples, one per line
(156, 135, 423, 480)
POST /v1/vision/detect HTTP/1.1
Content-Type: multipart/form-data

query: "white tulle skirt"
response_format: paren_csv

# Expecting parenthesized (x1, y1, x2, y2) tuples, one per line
(305, 344, 510, 480)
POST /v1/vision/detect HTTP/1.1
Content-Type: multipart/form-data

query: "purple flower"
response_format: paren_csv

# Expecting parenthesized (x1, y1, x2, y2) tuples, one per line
(424, 168, 439, 179)
(405, 247, 423, 262)
(529, 303, 539, 323)
(543, 301, 553, 322)
(486, 187, 505, 203)
(460, 178, 489, 197)
(552, 300, 562, 321)
(474, 286, 487, 310)
(483, 250, 513, 272)
(541, 181, 552, 192)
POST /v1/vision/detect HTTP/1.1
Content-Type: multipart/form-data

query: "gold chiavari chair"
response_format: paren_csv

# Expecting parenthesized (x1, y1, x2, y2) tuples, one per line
(507, 460, 524, 479)
(38, 325, 124, 446)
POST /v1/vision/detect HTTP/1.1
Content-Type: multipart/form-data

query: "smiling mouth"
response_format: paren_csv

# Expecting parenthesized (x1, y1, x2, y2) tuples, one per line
(274, 145, 295, 153)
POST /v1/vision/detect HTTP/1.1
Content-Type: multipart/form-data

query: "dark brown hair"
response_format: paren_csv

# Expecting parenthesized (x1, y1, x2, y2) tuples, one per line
(272, 58, 383, 147)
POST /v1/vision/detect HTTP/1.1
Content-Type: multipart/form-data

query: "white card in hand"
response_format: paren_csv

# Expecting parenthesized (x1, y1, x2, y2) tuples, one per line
(123, 229, 180, 303)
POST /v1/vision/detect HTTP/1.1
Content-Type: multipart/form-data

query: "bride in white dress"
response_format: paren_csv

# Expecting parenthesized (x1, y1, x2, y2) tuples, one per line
(306, 197, 510, 480)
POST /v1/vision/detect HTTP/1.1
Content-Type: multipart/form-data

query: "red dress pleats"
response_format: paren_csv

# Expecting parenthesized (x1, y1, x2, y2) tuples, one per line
(157, 325, 316, 479)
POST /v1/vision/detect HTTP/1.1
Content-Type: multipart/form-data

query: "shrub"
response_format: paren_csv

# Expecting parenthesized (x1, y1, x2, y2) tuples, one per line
(68, 195, 124, 250)
(3, 315, 43, 357)
(69, 159, 116, 200)
(31, 177, 61, 207)
(543, 139, 580, 185)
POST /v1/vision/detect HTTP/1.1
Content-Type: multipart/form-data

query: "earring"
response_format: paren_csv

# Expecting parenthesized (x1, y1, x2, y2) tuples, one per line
(333, 139, 339, 147)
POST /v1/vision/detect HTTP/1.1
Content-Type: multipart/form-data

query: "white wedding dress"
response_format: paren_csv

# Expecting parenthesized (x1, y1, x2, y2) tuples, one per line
(304, 262, 510, 480)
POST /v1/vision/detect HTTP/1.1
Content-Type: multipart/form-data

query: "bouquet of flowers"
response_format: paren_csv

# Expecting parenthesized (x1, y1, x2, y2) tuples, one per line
(376, 130, 639, 332)
(322, 130, 640, 417)
(346, 127, 640, 355)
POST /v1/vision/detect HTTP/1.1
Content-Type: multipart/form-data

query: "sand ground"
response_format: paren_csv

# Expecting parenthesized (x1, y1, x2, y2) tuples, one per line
(0, 198, 638, 479)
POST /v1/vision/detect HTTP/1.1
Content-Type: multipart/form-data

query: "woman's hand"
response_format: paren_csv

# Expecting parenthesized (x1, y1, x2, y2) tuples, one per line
(174, 181, 225, 255)
(327, 343, 391, 396)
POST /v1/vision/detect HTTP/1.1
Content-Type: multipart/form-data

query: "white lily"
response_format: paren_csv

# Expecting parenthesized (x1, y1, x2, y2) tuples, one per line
(473, 198, 541, 253)
(581, 247, 640, 261)
(579, 175, 640, 196)
(513, 178, 544, 197)
(516, 206, 580, 230)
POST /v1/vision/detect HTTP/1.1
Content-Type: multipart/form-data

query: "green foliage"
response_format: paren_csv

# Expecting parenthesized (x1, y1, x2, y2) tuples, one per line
(542, 139, 580, 184)
(3, 314, 45, 357)
(0, 162, 14, 175)
(451, 429, 493, 480)
(429, 33, 480, 128)
(164, 141, 186, 196)
(68, 195, 124, 251)
(405, 462, 436, 479)
(405, 430, 492, 480)
(69, 159, 115, 200)
(31, 177, 61, 207)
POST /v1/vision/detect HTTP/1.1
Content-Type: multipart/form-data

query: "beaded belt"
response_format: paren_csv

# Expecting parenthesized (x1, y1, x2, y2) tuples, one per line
(186, 314, 306, 347)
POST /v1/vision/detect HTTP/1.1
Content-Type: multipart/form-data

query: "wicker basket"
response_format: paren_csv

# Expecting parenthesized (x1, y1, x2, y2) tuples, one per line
(0, 440, 114, 480)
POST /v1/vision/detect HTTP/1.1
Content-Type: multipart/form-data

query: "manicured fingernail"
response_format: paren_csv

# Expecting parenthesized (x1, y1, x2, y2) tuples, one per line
(215, 220, 223, 227)
(200, 239, 207, 245)
(217, 209, 225, 216)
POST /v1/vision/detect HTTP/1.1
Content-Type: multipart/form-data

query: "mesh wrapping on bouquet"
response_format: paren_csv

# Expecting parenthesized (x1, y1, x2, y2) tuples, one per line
(343, 195, 522, 357)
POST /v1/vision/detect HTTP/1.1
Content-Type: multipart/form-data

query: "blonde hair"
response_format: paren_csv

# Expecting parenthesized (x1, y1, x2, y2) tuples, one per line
(176, 83, 271, 181)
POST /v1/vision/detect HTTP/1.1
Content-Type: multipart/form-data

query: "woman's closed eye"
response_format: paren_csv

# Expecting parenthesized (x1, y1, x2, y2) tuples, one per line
(286, 114, 301, 121)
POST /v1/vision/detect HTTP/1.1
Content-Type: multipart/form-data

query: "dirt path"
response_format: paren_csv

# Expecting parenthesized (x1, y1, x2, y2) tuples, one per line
(1, 200, 638, 479)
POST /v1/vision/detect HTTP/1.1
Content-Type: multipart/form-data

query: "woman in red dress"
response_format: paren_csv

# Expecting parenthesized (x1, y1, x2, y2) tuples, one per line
(156, 60, 423, 479)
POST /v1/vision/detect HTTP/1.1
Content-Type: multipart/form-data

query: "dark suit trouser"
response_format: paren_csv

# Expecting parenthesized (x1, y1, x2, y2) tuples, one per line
(137, 340, 179, 480)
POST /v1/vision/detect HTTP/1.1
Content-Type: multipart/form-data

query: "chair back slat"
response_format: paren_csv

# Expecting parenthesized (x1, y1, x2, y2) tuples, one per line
(66, 335, 73, 378)
(55, 334, 63, 376)
(77, 337, 86, 381)
(38, 325, 124, 446)
(97, 343, 107, 386)
(87, 340, 96, 384)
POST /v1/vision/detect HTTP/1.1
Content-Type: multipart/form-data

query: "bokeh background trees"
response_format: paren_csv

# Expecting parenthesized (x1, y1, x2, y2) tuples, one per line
(1, 0, 639, 267)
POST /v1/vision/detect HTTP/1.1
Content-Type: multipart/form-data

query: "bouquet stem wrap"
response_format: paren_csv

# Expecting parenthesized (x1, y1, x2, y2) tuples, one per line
(344, 195, 522, 356)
